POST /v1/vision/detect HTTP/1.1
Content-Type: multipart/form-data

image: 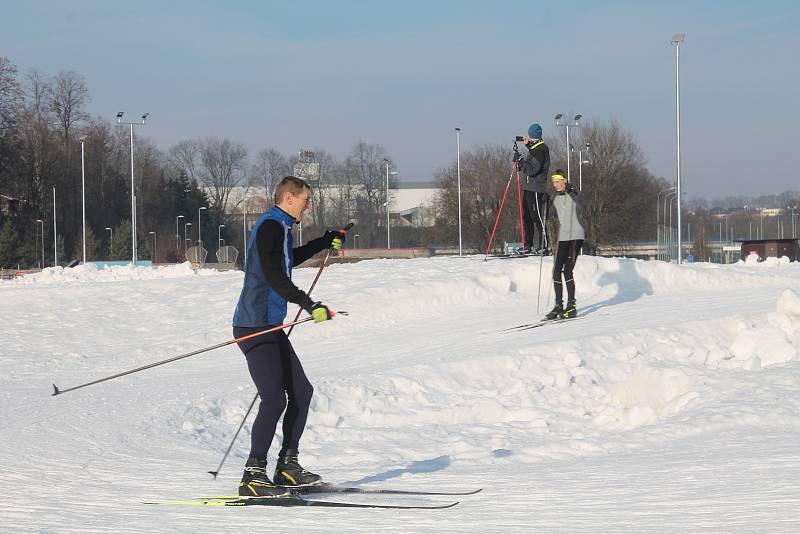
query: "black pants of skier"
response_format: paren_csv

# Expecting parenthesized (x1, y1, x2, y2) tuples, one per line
(523, 191, 549, 251)
(233, 326, 314, 460)
(552, 239, 583, 305)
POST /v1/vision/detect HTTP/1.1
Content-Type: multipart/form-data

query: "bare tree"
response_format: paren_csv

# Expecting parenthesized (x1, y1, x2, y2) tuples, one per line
(198, 137, 248, 215)
(47, 70, 89, 144)
(168, 139, 202, 184)
(0, 57, 22, 135)
(436, 144, 518, 252)
(550, 120, 666, 247)
(251, 147, 289, 198)
(344, 141, 393, 228)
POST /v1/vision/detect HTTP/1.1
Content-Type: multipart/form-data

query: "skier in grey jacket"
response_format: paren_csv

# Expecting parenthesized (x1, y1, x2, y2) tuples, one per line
(545, 170, 587, 320)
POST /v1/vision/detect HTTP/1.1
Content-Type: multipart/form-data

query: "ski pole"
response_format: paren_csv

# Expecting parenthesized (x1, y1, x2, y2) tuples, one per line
(208, 222, 352, 479)
(51, 315, 327, 397)
(485, 161, 517, 259)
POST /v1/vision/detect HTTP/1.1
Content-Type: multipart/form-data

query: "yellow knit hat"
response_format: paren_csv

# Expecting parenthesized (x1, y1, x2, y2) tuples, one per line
(550, 173, 566, 182)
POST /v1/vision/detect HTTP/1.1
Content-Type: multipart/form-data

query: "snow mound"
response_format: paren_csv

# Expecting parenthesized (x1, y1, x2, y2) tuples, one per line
(5, 262, 204, 285)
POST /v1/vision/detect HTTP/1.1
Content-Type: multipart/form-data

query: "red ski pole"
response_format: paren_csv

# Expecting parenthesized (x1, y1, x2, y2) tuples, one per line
(484, 162, 517, 259)
(50, 315, 341, 397)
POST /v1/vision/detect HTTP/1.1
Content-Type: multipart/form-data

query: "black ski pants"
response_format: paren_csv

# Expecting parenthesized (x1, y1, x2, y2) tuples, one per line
(233, 326, 314, 461)
(552, 239, 584, 305)
(523, 190, 549, 251)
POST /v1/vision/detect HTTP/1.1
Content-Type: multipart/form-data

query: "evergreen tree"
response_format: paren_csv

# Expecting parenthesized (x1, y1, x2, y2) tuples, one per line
(0, 221, 20, 267)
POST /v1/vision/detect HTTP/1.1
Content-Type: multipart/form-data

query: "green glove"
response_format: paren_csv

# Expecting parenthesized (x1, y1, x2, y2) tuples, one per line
(324, 230, 346, 250)
(310, 302, 332, 323)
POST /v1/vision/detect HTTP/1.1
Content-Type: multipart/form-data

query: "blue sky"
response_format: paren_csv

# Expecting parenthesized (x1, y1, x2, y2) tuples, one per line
(2, 0, 798, 200)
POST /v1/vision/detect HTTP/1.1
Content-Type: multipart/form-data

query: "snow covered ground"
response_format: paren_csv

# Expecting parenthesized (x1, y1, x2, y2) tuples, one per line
(2, 255, 799, 533)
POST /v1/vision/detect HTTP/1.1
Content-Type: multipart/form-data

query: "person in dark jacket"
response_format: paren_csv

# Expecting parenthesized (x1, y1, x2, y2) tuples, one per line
(232, 175, 345, 497)
(545, 170, 586, 320)
(516, 122, 551, 254)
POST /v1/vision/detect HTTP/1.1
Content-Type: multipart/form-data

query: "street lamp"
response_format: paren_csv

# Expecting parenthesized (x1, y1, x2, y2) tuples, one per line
(52, 186, 57, 266)
(218, 224, 225, 250)
(105, 227, 112, 259)
(242, 200, 248, 265)
(198, 206, 207, 249)
(578, 141, 590, 191)
(555, 114, 582, 182)
(35, 219, 44, 268)
(115, 110, 149, 264)
(80, 136, 87, 263)
(184, 222, 192, 254)
(455, 127, 463, 256)
(149, 231, 157, 262)
(383, 159, 398, 249)
(176, 215, 184, 255)
(354, 234, 359, 249)
(671, 33, 685, 264)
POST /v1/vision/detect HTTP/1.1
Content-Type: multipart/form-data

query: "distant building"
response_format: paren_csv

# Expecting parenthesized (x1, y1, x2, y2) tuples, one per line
(759, 208, 785, 217)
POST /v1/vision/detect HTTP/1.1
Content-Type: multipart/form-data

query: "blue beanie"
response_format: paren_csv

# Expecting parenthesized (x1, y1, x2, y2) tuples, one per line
(528, 123, 543, 139)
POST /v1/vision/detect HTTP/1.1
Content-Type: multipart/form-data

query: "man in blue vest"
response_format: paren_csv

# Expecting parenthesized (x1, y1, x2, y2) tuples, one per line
(232, 175, 345, 497)
(515, 123, 551, 254)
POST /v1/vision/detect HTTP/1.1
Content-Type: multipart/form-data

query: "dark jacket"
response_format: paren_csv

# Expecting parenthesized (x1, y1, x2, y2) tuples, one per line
(232, 206, 328, 327)
(519, 140, 550, 193)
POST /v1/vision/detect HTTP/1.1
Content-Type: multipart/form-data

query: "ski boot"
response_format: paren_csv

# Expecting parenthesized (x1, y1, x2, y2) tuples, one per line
(544, 304, 564, 320)
(239, 457, 292, 497)
(562, 300, 577, 319)
(273, 448, 323, 487)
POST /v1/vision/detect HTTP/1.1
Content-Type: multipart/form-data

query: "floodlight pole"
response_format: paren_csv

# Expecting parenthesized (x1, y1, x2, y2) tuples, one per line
(116, 112, 148, 264)
(80, 138, 86, 263)
(455, 127, 462, 256)
(671, 34, 685, 264)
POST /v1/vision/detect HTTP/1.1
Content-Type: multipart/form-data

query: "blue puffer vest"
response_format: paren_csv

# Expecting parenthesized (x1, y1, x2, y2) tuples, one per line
(232, 206, 297, 327)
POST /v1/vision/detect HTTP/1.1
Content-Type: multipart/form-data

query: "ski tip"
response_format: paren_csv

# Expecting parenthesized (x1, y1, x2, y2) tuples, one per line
(207, 470, 219, 479)
(51, 384, 61, 396)
(342, 222, 354, 231)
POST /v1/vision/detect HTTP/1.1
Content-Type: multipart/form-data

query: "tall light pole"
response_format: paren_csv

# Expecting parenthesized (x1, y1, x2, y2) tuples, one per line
(354, 234, 359, 249)
(671, 33, 685, 264)
(52, 186, 57, 266)
(554, 114, 582, 182)
(80, 137, 87, 263)
(105, 227, 112, 259)
(790, 206, 797, 238)
(116, 111, 148, 264)
(35, 219, 44, 268)
(198, 206, 207, 249)
(184, 222, 192, 256)
(218, 224, 225, 250)
(176, 215, 184, 255)
(383, 159, 398, 249)
(242, 200, 248, 265)
(665, 190, 678, 262)
(149, 231, 157, 262)
(578, 141, 590, 191)
(455, 127, 463, 256)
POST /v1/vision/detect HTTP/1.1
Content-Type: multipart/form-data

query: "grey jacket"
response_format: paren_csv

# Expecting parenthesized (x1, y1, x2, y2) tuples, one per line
(549, 188, 589, 242)
(518, 141, 550, 193)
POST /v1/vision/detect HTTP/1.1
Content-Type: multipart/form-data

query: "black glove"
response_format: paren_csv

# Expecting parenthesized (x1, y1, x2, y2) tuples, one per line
(513, 150, 523, 162)
(565, 183, 575, 194)
(322, 230, 346, 250)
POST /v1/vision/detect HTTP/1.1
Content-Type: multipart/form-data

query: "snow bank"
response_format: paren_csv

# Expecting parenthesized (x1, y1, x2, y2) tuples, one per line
(3, 261, 204, 285)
